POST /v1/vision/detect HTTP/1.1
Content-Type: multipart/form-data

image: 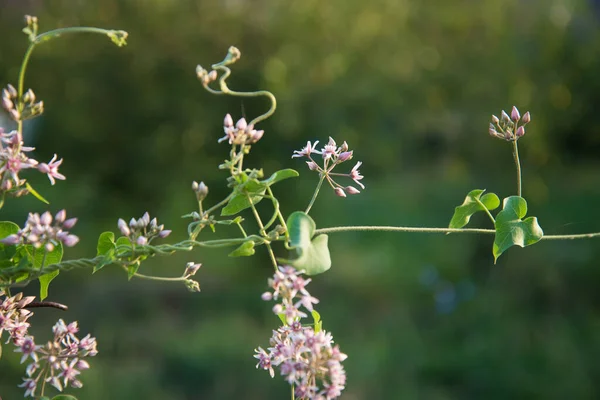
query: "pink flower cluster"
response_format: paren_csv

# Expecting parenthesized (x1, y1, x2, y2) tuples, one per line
(1, 210, 79, 251)
(219, 114, 264, 145)
(0, 291, 35, 346)
(18, 318, 98, 397)
(293, 137, 364, 197)
(117, 212, 171, 245)
(0, 291, 97, 397)
(254, 266, 347, 399)
(0, 124, 66, 199)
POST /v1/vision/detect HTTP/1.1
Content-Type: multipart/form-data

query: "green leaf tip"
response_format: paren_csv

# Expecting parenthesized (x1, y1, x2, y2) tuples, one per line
(228, 241, 255, 257)
(279, 211, 331, 275)
(493, 196, 543, 263)
(449, 189, 500, 229)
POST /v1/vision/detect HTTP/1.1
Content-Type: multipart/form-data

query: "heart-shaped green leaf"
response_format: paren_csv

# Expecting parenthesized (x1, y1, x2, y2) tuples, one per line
(36, 243, 64, 300)
(94, 231, 116, 273)
(449, 189, 500, 229)
(0, 221, 20, 267)
(279, 211, 331, 275)
(97, 231, 116, 256)
(228, 241, 255, 257)
(493, 196, 543, 263)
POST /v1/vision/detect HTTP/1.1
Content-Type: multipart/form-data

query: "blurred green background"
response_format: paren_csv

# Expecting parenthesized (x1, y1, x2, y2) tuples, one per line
(1, 0, 600, 398)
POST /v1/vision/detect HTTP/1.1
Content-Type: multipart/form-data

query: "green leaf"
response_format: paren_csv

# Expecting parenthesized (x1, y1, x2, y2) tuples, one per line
(261, 169, 299, 186)
(25, 182, 50, 204)
(311, 310, 322, 332)
(51, 395, 78, 400)
(39, 270, 59, 300)
(449, 189, 500, 229)
(94, 232, 116, 273)
(228, 241, 255, 257)
(115, 237, 133, 256)
(277, 313, 286, 325)
(221, 190, 265, 216)
(127, 263, 140, 280)
(97, 232, 116, 256)
(493, 196, 543, 263)
(279, 211, 332, 275)
(36, 243, 64, 300)
(0, 221, 19, 239)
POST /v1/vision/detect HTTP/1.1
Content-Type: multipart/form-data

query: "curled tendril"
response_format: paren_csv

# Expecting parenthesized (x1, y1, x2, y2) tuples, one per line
(197, 46, 277, 127)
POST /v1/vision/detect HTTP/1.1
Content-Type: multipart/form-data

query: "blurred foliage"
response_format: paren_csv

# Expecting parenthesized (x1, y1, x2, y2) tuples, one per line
(1, 0, 600, 398)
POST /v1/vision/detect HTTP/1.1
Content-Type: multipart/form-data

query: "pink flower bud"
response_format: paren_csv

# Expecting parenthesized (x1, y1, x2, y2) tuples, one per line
(62, 234, 80, 247)
(306, 161, 318, 171)
(491, 115, 500, 125)
(522, 111, 531, 124)
(501, 110, 510, 122)
(184, 262, 202, 277)
(261, 292, 273, 301)
(136, 236, 148, 246)
(118, 219, 131, 236)
(208, 70, 217, 81)
(40, 211, 52, 226)
(511, 106, 520, 121)
(345, 186, 360, 194)
(45, 242, 54, 252)
(158, 230, 171, 238)
(1, 234, 20, 245)
(489, 123, 497, 137)
(334, 187, 346, 197)
(63, 218, 77, 230)
(55, 210, 66, 223)
(236, 118, 247, 131)
(338, 151, 353, 162)
(224, 114, 233, 128)
(516, 126, 525, 137)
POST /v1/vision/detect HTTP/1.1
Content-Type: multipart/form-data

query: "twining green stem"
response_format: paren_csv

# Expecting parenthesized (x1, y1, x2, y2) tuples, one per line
(121, 265, 187, 282)
(305, 175, 325, 214)
(247, 194, 278, 270)
(512, 140, 522, 197)
(315, 225, 600, 241)
(315, 226, 496, 235)
(474, 198, 496, 225)
(541, 232, 600, 240)
(267, 186, 289, 240)
(291, 384, 295, 400)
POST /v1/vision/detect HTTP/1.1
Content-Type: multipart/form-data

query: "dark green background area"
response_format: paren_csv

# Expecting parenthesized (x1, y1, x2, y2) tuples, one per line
(1, 0, 600, 398)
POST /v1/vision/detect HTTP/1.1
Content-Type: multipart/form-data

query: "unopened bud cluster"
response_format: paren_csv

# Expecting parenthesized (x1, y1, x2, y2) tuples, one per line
(22, 15, 39, 41)
(219, 113, 264, 145)
(2, 85, 44, 121)
(0, 210, 79, 251)
(196, 65, 218, 86)
(117, 212, 172, 245)
(293, 137, 364, 197)
(254, 266, 347, 399)
(489, 106, 531, 141)
(192, 181, 209, 201)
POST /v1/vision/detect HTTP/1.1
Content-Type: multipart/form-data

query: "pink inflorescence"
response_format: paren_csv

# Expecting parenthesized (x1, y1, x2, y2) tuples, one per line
(0, 210, 79, 251)
(219, 114, 264, 145)
(489, 106, 531, 141)
(254, 266, 347, 400)
(292, 137, 364, 198)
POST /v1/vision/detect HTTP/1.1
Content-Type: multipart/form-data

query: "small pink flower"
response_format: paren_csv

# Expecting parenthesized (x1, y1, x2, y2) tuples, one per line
(37, 154, 66, 185)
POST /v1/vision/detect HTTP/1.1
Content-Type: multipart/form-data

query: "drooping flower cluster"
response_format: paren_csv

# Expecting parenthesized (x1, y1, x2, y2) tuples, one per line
(219, 114, 265, 145)
(18, 318, 98, 397)
(489, 106, 531, 141)
(0, 291, 35, 346)
(254, 266, 347, 399)
(117, 212, 172, 245)
(293, 137, 364, 197)
(195, 65, 218, 86)
(1, 210, 79, 251)
(0, 125, 66, 200)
